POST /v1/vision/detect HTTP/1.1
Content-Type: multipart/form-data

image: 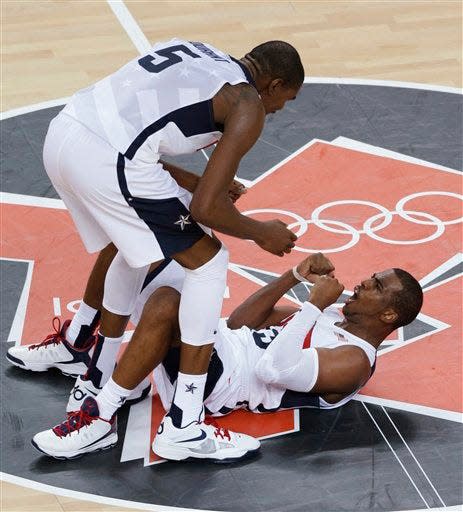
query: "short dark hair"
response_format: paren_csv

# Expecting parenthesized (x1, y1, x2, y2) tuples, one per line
(248, 41, 305, 89)
(389, 269, 423, 327)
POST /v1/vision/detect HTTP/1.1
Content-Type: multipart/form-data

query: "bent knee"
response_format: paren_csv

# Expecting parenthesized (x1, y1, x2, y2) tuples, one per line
(143, 287, 180, 320)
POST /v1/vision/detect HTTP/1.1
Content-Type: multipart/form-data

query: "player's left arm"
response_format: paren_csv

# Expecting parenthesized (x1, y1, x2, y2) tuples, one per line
(161, 159, 247, 203)
(227, 253, 335, 329)
(227, 268, 299, 330)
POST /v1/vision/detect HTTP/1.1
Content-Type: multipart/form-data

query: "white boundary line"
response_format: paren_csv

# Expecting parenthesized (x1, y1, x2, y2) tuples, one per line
(106, 0, 151, 54)
(331, 137, 461, 175)
(381, 406, 446, 507)
(0, 96, 69, 121)
(355, 395, 462, 424)
(247, 138, 325, 187)
(1, 258, 35, 344)
(303, 77, 462, 95)
(0, 472, 211, 512)
(1, 192, 66, 209)
(361, 403, 431, 509)
(420, 253, 463, 288)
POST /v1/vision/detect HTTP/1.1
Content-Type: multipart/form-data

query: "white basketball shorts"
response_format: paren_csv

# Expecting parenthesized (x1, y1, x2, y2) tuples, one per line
(43, 112, 208, 268)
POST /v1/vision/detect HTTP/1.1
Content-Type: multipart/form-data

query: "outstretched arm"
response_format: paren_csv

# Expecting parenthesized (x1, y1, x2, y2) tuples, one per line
(227, 253, 335, 330)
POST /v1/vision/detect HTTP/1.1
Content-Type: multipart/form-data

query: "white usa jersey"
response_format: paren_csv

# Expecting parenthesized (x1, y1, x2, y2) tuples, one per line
(62, 39, 255, 163)
(153, 302, 377, 417)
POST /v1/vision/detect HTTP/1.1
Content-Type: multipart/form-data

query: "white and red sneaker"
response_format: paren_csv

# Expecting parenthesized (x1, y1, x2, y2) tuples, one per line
(31, 397, 117, 460)
(6, 318, 94, 377)
(152, 414, 260, 463)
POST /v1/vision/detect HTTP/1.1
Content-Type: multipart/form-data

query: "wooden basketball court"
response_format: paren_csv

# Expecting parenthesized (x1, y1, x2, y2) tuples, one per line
(1, 1, 462, 511)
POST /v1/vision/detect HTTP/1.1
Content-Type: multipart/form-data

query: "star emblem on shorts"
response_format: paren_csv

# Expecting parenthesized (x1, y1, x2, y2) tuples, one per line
(174, 214, 191, 230)
(185, 383, 197, 394)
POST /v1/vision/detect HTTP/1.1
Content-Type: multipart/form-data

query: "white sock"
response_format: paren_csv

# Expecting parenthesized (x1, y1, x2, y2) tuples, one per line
(96, 377, 132, 420)
(86, 333, 123, 388)
(67, 302, 99, 347)
(168, 372, 207, 428)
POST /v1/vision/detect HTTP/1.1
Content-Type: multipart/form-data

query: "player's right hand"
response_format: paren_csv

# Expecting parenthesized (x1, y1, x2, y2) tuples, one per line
(309, 275, 345, 311)
(256, 219, 297, 256)
(296, 252, 335, 282)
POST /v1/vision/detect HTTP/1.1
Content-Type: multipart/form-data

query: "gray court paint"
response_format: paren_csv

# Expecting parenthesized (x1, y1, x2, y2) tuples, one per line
(0, 260, 29, 340)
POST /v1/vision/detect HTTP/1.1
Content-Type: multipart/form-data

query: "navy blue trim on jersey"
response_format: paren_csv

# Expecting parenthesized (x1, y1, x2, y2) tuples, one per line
(133, 197, 204, 258)
(230, 57, 256, 88)
(124, 100, 220, 160)
(116, 154, 205, 258)
(280, 390, 321, 409)
(141, 258, 172, 291)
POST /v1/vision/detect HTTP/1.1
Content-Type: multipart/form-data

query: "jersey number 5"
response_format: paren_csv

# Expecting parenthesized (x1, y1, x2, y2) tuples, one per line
(138, 44, 201, 73)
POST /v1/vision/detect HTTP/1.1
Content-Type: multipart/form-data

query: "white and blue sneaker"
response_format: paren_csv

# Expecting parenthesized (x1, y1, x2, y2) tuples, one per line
(31, 397, 117, 460)
(67, 375, 152, 413)
(6, 318, 94, 377)
(152, 414, 260, 463)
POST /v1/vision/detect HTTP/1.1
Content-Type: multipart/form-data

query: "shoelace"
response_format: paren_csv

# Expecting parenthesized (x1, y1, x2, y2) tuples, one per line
(53, 409, 96, 438)
(28, 317, 65, 350)
(204, 416, 231, 441)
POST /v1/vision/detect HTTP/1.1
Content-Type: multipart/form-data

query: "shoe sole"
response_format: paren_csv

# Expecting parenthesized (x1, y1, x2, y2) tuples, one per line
(152, 442, 261, 464)
(31, 434, 118, 460)
(6, 353, 86, 378)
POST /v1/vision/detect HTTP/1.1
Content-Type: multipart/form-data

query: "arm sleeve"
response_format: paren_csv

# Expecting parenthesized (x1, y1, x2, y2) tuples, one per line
(254, 302, 321, 392)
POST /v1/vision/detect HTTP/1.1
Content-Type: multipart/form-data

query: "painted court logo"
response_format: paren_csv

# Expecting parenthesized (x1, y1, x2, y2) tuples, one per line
(1, 82, 462, 510)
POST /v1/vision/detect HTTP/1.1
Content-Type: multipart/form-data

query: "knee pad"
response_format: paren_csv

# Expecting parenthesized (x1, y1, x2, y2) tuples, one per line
(103, 252, 150, 316)
(179, 245, 229, 346)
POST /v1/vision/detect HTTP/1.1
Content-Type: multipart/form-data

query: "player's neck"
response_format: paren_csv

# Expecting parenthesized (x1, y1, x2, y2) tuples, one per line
(337, 318, 387, 349)
(239, 56, 260, 86)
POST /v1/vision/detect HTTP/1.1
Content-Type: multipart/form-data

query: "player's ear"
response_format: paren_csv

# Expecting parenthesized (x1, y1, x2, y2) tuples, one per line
(380, 308, 398, 325)
(268, 78, 285, 95)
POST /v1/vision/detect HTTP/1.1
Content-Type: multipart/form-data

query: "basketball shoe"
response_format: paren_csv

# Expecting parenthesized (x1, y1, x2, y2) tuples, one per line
(32, 397, 117, 459)
(6, 318, 94, 377)
(67, 375, 152, 413)
(152, 413, 260, 463)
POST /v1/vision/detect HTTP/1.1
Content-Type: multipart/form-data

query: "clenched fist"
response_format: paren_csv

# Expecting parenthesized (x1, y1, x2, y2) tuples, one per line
(295, 252, 335, 282)
(309, 275, 345, 311)
(256, 219, 297, 257)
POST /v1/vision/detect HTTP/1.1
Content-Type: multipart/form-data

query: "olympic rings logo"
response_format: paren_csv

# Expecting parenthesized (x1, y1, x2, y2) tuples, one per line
(243, 191, 462, 253)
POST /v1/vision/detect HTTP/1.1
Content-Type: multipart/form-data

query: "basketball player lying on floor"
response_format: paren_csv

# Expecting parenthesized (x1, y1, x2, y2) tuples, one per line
(30, 252, 423, 462)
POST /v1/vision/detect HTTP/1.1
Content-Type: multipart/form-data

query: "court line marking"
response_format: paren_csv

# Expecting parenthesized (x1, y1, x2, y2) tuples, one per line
(0, 97, 70, 121)
(1, 192, 66, 209)
(355, 395, 462, 424)
(419, 253, 463, 289)
(0, 472, 210, 512)
(304, 77, 462, 95)
(361, 403, 431, 509)
(331, 136, 461, 176)
(1, 258, 34, 344)
(381, 406, 446, 507)
(121, 395, 153, 464)
(106, 0, 151, 54)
